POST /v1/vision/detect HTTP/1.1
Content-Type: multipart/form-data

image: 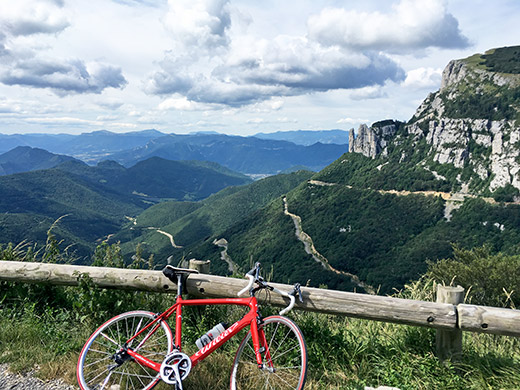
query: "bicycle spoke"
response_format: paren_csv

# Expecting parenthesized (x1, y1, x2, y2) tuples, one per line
(84, 355, 111, 368)
(78, 311, 172, 390)
(100, 332, 120, 348)
(270, 343, 299, 362)
(231, 316, 306, 390)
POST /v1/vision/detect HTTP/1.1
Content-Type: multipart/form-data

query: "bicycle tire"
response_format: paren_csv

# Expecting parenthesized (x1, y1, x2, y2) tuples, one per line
(77, 310, 173, 390)
(229, 315, 307, 390)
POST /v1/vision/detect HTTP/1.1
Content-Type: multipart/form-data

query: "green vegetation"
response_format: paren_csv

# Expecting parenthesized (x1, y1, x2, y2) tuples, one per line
(0, 169, 145, 258)
(0, 146, 77, 175)
(189, 196, 343, 287)
(479, 46, 520, 74)
(441, 86, 520, 121)
(181, 174, 520, 294)
(0, 158, 252, 259)
(57, 157, 252, 201)
(428, 246, 520, 308)
(287, 185, 445, 292)
(314, 152, 451, 193)
(115, 171, 314, 264)
(492, 184, 520, 202)
(440, 46, 520, 121)
(1, 243, 519, 389)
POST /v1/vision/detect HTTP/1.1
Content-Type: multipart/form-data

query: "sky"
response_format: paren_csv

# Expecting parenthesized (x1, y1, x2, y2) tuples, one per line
(0, 0, 519, 136)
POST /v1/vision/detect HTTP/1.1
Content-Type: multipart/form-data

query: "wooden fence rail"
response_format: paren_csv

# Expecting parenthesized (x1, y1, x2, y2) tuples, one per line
(1, 261, 520, 344)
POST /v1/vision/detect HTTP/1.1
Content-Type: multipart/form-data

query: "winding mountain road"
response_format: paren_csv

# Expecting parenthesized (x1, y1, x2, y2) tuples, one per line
(283, 196, 376, 294)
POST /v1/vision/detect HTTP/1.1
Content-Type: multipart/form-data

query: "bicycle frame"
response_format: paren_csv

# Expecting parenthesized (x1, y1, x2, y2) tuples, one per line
(124, 294, 266, 373)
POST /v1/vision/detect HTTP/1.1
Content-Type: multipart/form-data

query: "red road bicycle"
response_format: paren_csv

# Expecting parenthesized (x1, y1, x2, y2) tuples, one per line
(77, 262, 307, 390)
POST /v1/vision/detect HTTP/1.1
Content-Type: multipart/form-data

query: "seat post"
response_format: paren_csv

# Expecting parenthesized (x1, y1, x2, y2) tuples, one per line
(176, 274, 184, 298)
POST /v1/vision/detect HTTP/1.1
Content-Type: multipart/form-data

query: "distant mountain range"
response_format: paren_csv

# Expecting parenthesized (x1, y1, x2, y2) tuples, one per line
(254, 129, 349, 146)
(0, 130, 165, 162)
(109, 133, 347, 174)
(0, 146, 79, 175)
(56, 157, 251, 201)
(0, 129, 348, 174)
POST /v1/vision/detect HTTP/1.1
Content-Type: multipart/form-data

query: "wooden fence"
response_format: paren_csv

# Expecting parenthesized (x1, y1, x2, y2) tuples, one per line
(1, 260, 519, 359)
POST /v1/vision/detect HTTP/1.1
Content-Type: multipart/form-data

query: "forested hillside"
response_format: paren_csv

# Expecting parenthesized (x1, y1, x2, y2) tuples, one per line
(158, 46, 520, 293)
(113, 171, 314, 263)
(0, 158, 251, 258)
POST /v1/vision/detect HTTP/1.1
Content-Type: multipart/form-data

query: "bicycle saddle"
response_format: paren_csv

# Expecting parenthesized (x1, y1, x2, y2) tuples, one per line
(162, 265, 199, 283)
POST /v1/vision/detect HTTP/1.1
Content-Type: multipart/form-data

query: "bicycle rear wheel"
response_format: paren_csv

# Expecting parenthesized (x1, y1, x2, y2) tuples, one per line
(230, 315, 307, 390)
(77, 310, 173, 390)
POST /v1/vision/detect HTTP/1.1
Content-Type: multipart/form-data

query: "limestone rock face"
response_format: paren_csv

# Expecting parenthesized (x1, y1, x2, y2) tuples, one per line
(349, 123, 398, 159)
(347, 47, 520, 194)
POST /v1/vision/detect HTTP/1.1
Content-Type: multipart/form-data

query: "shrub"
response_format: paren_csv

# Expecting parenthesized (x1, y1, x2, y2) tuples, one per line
(427, 246, 520, 308)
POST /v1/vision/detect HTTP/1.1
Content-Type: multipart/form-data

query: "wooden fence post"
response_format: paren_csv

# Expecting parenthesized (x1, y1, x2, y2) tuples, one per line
(436, 285, 464, 360)
(189, 259, 210, 274)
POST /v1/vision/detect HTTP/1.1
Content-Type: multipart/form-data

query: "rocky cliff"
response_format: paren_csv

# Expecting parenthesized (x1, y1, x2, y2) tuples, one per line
(349, 46, 520, 194)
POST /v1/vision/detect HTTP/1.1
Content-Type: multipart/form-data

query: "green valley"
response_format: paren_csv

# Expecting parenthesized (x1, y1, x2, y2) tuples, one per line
(0, 157, 252, 258)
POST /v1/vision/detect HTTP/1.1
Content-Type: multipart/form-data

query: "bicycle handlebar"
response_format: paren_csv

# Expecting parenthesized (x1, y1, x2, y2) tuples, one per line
(237, 273, 255, 297)
(237, 262, 301, 315)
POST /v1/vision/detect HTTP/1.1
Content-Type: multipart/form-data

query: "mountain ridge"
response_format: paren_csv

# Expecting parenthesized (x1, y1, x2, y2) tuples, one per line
(347, 45, 520, 196)
(0, 146, 79, 175)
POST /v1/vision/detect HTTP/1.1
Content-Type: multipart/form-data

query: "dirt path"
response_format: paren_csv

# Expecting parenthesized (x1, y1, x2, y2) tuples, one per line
(283, 197, 375, 294)
(150, 228, 183, 249)
(307, 179, 516, 221)
(213, 238, 239, 273)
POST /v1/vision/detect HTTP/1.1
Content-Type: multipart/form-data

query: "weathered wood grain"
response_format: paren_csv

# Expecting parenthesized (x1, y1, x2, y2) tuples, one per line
(436, 285, 464, 360)
(458, 304, 520, 337)
(0, 261, 456, 329)
(2, 261, 520, 337)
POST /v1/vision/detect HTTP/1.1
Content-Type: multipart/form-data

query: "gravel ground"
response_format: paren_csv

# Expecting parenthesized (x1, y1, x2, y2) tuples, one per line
(0, 365, 76, 390)
(0, 364, 401, 390)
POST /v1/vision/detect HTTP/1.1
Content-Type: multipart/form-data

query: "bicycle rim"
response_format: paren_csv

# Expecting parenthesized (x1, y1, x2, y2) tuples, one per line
(230, 315, 307, 390)
(77, 311, 173, 390)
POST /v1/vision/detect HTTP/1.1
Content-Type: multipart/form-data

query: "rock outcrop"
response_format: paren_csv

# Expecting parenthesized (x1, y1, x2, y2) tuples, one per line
(349, 122, 398, 159)
(348, 46, 520, 193)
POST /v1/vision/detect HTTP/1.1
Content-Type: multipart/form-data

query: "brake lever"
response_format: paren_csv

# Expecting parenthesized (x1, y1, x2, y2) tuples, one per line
(290, 283, 303, 303)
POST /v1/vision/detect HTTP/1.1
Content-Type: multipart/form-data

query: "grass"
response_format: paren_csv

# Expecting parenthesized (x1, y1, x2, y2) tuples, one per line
(0, 240, 519, 389)
(0, 285, 519, 390)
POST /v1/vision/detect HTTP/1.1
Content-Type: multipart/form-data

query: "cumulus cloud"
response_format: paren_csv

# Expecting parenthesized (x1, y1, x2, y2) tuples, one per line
(349, 86, 386, 100)
(1, 58, 127, 95)
(0, 0, 69, 37)
(403, 67, 442, 89)
(0, 0, 127, 95)
(163, 0, 231, 50)
(337, 117, 370, 124)
(307, 0, 469, 52)
(158, 96, 217, 111)
(146, 34, 405, 106)
(145, 0, 468, 109)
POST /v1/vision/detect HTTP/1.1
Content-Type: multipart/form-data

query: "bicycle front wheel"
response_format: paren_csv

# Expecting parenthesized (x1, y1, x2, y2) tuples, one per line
(77, 310, 173, 390)
(230, 315, 307, 390)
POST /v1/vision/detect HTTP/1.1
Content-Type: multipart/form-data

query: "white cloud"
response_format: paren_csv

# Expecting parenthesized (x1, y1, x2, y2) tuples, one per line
(403, 67, 442, 89)
(163, 0, 231, 51)
(0, 0, 69, 37)
(349, 86, 386, 100)
(0, 0, 127, 95)
(337, 117, 369, 124)
(146, 29, 405, 106)
(96, 114, 119, 121)
(247, 117, 264, 124)
(25, 116, 101, 126)
(1, 0, 515, 136)
(0, 58, 127, 95)
(157, 96, 216, 111)
(307, 0, 469, 52)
